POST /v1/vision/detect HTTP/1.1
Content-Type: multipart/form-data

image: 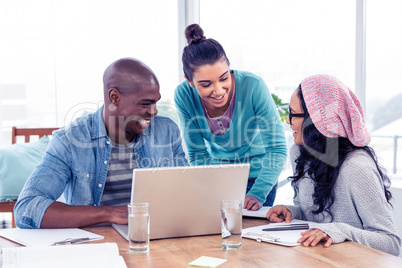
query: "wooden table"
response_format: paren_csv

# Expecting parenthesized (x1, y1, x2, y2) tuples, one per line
(1, 218, 402, 267)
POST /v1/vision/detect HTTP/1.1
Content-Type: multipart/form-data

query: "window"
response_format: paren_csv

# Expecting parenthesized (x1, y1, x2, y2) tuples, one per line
(1, 1, 400, 177)
(366, 0, 402, 175)
(0, 0, 179, 146)
(200, 0, 355, 174)
(200, 0, 355, 102)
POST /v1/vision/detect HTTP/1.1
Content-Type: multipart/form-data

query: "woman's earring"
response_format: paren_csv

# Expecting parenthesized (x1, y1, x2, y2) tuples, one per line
(108, 103, 117, 111)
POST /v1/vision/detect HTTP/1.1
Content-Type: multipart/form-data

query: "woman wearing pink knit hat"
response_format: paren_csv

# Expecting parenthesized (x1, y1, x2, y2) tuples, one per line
(266, 74, 401, 256)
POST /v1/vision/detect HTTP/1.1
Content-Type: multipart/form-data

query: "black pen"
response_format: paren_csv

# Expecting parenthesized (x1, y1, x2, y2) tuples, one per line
(262, 223, 309, 232)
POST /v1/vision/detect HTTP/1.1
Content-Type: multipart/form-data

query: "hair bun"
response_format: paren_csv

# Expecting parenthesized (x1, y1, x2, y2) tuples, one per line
(185, 24, 206, 45)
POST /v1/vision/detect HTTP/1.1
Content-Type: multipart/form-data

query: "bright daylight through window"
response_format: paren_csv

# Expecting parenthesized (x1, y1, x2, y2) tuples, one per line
(0, 0, 401, 178)
(0, 0, 179, 146)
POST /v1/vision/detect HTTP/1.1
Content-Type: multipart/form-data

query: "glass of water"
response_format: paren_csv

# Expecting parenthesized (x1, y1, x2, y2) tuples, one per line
(128, 203, 150, 253)
(220, 200, 242, 250)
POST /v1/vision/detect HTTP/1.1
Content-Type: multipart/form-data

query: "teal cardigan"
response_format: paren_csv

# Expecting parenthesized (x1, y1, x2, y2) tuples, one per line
(174, 70, 287, 204)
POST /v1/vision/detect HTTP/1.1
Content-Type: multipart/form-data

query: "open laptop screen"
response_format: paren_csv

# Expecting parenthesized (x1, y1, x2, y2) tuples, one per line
(113, 163, 250, 240)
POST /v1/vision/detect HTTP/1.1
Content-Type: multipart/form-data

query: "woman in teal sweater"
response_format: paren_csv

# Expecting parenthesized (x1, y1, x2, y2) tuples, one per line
(174, 24, 287, 210)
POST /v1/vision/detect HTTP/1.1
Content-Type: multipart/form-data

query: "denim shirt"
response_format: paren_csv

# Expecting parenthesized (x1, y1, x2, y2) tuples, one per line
(15, 106, 188, 229)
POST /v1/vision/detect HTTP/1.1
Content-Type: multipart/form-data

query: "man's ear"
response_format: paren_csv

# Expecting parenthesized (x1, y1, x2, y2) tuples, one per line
(184, 75, 195, 88)
(108, 88, 121, 105)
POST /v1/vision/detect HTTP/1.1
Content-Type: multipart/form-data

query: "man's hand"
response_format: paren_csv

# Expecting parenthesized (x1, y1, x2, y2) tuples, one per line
(41, 202, 128, 228)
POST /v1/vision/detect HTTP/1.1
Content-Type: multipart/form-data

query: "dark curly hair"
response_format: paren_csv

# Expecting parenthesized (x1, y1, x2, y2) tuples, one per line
(182, 24, 230, 81)
(290, 85, 392, 220)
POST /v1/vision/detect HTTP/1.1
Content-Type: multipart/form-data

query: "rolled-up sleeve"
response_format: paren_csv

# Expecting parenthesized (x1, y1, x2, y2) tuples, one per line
(14, 135, 72, 229)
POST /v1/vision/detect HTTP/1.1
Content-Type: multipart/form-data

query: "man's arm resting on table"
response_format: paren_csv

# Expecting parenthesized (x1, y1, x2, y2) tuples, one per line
(40, 202, 128, 228)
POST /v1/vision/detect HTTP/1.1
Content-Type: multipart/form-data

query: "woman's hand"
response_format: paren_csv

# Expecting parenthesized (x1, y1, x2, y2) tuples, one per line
(298, 229, 333, 248)
(265, 205, 292, 223)
(244, 195, 262, 211)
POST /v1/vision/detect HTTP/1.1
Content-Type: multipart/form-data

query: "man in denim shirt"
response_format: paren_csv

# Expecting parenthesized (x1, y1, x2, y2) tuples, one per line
(15, 58, 188, 229)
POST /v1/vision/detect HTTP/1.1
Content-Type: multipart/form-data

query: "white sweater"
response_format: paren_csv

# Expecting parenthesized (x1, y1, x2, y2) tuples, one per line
(284, 145, 401, 256)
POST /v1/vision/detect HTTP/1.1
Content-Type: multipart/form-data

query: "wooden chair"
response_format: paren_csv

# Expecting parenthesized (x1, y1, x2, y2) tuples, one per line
(0, 127, 58, 228)
(11, 127, 59, 144)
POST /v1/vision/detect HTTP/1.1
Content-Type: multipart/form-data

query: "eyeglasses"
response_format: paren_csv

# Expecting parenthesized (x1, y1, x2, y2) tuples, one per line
(288, 109, 305, 125)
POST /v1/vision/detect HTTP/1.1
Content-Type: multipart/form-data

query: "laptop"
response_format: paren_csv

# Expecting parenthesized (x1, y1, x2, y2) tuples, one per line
(112, 163, 250, 240)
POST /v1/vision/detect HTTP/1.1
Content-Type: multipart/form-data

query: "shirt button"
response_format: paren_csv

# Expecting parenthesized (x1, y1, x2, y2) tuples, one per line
(106, 140, 110, 144)
(86, 174, 89, 178)
(104, 160, 107, 164)
(94, 204, 97, 206)
(98, 184, 102, 188)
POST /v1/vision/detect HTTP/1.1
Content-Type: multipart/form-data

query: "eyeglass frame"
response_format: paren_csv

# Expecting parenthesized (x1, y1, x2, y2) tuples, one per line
(288, 109, 306, 125)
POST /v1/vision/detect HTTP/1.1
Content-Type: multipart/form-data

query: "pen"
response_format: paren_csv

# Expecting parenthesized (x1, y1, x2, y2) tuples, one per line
(52, 237, 92, 246)
(262, 223, 309, 232)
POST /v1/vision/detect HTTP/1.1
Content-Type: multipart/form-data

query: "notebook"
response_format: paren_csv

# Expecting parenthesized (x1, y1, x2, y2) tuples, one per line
(0, 228, 104, 247)
(113, 163, 250, 240)
(242, 219, 310, 247)
(242, 206, 271, 218)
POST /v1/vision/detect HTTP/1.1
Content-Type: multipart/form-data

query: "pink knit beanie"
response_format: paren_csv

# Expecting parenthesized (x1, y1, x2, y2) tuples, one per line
(300, 74, 370, 147)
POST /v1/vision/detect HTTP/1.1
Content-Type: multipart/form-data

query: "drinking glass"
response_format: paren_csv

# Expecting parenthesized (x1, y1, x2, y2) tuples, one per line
(128, 203, 150, 253)
(220, 200, 242, 250)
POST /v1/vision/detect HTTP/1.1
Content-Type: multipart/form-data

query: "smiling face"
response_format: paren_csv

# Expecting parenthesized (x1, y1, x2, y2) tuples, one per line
(103, 58, 161, 144)
(105, 84, 161, 144)
(286, 88, 305, 145)
(186, 59, 233, 113)
(116, 85, 161, 135)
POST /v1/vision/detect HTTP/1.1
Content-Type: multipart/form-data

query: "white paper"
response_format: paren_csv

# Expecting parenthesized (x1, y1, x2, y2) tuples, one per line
(189, 256, 227, 267)
(1, 243, 127, 268)
(0, 228, 103, 247)
(242, 219, 309, 247)
(242, 206, 271, 218)
(2, 256, 127, 268)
